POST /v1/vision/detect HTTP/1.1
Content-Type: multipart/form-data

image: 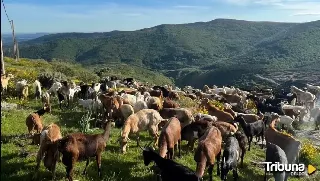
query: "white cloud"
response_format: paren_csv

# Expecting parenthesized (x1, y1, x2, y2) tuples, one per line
(223, 0, 320, 17)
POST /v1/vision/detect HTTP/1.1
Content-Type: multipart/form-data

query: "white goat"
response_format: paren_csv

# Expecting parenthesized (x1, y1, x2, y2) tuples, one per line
(47, 82, 62, 96)
(33, 80, 42, 99)
(277, 115, 296, 131)
(121, 93, 137, 106)
(133, 100, 148, 113)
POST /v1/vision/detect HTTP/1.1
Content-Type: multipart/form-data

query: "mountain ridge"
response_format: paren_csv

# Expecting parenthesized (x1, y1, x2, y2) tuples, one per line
(6, 19, 320, 88)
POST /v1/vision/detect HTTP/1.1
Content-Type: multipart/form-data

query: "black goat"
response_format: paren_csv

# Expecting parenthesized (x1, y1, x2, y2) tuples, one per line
(57, 90, 66, 109)
(234, 115, 264, 151)
(234, 131, 247, 167)
(220, 136, 240, 181)
(181, 121, 211, 151)
(264, 142, 288, 181)
(142, 147, 201, 181)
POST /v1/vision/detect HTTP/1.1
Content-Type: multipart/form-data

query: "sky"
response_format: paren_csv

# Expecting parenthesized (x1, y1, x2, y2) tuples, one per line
(1, 0, 320, 33)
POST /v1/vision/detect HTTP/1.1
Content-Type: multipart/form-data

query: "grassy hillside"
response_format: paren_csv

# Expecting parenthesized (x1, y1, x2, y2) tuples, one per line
(2, 57, 173, 88)
(7, 19, 320, 88)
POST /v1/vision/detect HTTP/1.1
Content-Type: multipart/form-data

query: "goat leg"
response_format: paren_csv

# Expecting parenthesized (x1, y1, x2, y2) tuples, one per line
(233, 168, 238, 181)
(260, 134, 264, 149)
(240, 149, 245, 168)
(168, 148, 174, 160)
(208, 164, 214, 181)
(248, 136, 252, 151)
(216, 150, 221, 176)
(177, 140, 181, 158)
(96, 154, 102, 178)
(82, 158, 90, 175)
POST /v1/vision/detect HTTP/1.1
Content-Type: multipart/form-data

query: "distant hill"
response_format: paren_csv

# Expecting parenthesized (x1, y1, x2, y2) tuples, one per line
(2, 33, 50, 45)
(10, 19, 320, 88)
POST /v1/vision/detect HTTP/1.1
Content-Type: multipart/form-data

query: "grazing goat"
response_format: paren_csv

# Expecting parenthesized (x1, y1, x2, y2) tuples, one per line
(159, 108, 194, 128)
(158, 117, 181, 159)
(120, 109, 167, 153)
(220, 135, 240, 181)
(181, 120, 212, 151)
(194, 126, 222, 181)
(142, 146, 200, 181)
(116, 104, 134, 127)
(26, 104, 51, 137)
(57, 120, 112, 181)
(264, 142, 288, 181)
(265, 113, 301, 165)
(234, 115, 264, 151)
(201, 98, 234, 123)
(33, 123, 62, 180)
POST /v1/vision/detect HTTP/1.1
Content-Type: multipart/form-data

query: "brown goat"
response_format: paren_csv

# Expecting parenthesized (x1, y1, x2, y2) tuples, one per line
(265, 114, 301, 165)
(194, 126, 222, 181)
(283, 108, 300, 119)
(149, 89, 163, 98)
(58, 120, 112, 181)
(219, 92, 243, 104)
(158, 117, 181, 159)
(211, 121, 238, 140)
(201, 98, 234, 123)
(99, 94, 120, 119)
(26, 105, 51, 137)
(159, 108, 194, 129)
(224, 107, 236, 117)
(147, 96, 163, 111)
(236, 113, 260, 123)
(163, 98, 180, 108)
(33, 123, 62, 180)
(168, 91, 180, 100)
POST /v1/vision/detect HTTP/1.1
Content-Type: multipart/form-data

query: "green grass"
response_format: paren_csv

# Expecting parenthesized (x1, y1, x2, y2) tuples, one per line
(1, 99, 320, 181)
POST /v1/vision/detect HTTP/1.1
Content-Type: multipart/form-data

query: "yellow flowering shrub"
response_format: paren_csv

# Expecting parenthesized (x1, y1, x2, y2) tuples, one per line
(246, 99, 258, 114)
(208, 100, 224, 110)
(177, 95, 198, 108)
(196, 106, 209, 114)
(280, 130, 293, 137)
(300, 140, 318, 165)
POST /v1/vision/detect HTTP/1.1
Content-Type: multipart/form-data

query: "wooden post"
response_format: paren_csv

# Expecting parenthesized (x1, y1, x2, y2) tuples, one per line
(10, 20, 18, 61)
(1, 37, 5, 75)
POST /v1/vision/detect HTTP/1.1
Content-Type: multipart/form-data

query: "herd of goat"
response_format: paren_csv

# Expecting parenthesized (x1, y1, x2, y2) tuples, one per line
(1, 74, 320, 181)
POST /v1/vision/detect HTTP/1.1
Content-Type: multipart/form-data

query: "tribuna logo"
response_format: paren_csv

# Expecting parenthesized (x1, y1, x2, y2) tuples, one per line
(262, 162, 306, 176)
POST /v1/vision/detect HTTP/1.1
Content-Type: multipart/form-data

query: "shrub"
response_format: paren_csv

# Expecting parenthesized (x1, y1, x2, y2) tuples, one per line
(246, 99, 258, 114)
(78, 111, 95, 133)
(177, 95, 198, 108)
(196, 106, 209, 114)
(300, 140, 318, 165)
(38, 71, 67, 89)
(208, 100, 224, 110)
